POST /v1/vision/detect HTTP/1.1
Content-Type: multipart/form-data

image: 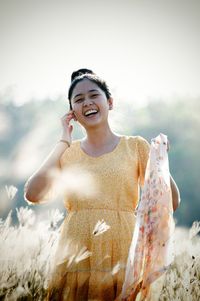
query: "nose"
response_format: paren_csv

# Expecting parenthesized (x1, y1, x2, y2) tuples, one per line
(83, 97, 94, 107)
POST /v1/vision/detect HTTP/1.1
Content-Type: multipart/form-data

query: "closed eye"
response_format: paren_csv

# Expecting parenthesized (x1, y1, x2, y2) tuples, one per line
(74, 93, 99, 103)
(75, 98, 84, 103)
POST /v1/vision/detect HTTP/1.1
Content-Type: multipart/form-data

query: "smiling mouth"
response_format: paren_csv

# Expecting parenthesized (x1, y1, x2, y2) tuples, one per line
(84, 109, 98, 117)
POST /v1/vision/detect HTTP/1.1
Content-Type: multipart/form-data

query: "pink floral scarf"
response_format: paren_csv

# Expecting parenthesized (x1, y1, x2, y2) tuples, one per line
(121, 133, 175, 301)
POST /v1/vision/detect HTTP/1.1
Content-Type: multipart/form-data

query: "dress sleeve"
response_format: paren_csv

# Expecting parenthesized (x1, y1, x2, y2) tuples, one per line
(136, 136, 150, 187)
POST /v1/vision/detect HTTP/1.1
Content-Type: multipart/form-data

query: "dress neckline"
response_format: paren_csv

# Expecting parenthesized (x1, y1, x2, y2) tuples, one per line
(78, 135, 124, 159)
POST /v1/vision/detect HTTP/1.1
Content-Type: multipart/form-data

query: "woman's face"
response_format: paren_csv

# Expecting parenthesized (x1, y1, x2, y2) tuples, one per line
(71, 79, 113, 129)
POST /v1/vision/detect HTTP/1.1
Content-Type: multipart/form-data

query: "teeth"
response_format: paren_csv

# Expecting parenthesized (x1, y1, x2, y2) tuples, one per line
(84, 109, 98, 116)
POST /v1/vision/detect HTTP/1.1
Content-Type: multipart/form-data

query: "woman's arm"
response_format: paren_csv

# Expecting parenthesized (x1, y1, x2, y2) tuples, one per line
(170, 175, 181, 212)
(167, 140, 181, 212)
(24, 110, 75, 204)
(24, 142, 69, 203)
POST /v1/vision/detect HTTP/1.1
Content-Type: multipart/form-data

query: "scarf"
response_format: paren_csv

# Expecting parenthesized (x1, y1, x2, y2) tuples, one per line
(121, 133, 175, 301)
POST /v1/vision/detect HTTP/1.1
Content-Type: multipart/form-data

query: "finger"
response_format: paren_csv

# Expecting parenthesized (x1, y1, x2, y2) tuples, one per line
(66, 110, 77, 121)
(67, 111, 74, 115)
(64, 110, 74, 117)
(72, 111, 77, 121)
(61, 111, 77, 123)
(61, 114, 74, 125)
(62, 110, 74, 117)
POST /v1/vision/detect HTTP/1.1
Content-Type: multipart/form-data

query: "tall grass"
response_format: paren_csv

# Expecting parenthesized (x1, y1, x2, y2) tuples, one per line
(0, 207, 62, 300)
(0, 206, 200, 300)
(159, 224, 200, 301)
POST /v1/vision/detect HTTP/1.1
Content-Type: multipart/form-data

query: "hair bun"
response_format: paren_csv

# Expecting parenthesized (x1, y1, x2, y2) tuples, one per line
(71, 68, 95, 82)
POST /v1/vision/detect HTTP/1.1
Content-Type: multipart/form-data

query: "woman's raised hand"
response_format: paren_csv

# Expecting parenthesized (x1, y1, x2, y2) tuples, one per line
(60, 110, 77, 144)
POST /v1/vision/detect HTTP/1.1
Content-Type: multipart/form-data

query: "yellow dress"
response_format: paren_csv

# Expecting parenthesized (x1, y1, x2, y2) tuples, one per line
(47, 135, 150, 301)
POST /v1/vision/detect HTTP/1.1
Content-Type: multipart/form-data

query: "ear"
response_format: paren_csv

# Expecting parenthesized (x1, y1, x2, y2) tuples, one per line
(108, 97, 113, 110)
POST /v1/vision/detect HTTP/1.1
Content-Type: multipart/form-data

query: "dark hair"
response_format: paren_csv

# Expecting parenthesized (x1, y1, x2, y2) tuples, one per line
(68, 68, 111, 110)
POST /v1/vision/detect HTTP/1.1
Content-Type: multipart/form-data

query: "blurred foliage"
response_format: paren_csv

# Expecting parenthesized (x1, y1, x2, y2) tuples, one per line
(131, 97, 200, 227)
(0, 95, 199, 227)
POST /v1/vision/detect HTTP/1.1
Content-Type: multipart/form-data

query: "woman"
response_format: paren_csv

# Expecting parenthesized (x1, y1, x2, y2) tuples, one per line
(24, 69, 180, 301)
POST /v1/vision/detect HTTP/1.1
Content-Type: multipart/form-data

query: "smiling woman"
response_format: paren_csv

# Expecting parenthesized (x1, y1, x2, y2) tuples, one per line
(68, 69, 112, 109)
(24, 68, 180, 301)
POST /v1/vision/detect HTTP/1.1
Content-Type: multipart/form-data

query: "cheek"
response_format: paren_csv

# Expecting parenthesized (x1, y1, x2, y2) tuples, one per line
(72, 104, 80, 113)
(72, 106, 84, 121)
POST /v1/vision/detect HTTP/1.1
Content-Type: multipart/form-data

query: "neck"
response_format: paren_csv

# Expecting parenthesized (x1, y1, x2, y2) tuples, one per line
(85, 123, 116, 147)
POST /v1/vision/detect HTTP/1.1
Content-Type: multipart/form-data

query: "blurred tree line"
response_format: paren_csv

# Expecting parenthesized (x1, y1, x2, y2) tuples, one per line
(0, 95, 199, 227)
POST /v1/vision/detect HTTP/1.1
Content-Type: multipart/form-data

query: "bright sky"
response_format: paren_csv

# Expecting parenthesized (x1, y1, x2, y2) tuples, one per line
(0, 0, 200, 106)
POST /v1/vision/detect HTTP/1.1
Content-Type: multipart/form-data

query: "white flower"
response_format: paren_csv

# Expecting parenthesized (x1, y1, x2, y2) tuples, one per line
(75, 246, 92, 263)
(111, 262, 121, 275)
(58, 242, 92, 267)
(53, 166, 98, 199)
(93, 219, 110, 236)
(48, 208, 64, 229)
(3, 210, 12, 228)
(16, 207, 35, 227)
(5, 185, 18, 200)
(189, 221, 200, 239)
(67, 254, 76, 267)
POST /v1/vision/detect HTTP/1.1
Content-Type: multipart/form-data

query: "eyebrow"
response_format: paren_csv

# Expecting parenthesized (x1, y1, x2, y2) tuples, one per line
(73, 89, 99, 99)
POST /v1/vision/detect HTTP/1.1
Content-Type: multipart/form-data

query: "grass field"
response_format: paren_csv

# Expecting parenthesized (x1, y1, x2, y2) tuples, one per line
(0, 205, 199, 301)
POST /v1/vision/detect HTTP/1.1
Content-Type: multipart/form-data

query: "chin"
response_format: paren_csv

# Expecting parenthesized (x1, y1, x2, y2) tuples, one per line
(84, 120, 104, 130)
